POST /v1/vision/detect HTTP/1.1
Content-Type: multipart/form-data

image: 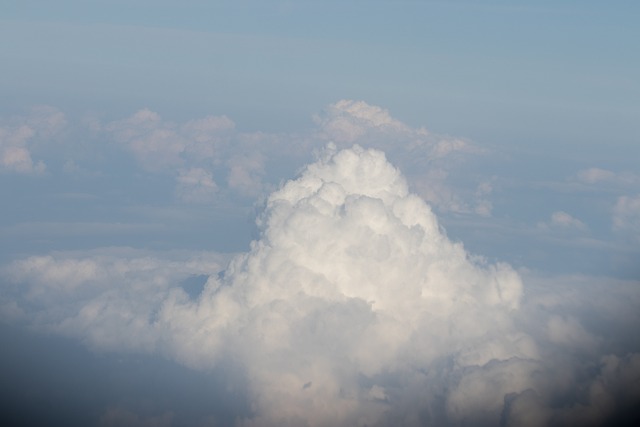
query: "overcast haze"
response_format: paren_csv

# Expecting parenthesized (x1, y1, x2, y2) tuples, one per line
(1, 1, 639, 426)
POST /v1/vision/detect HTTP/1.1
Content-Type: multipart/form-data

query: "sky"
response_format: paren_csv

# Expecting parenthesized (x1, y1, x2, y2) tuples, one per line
(1, 1, 639, 426)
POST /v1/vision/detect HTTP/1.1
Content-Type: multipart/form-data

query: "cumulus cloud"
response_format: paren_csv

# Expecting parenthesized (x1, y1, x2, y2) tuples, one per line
(90, 100, 497, 216)
(577, 167, 617, 184)
(105, 108, 305, 205)
(1, 95, 638, 423)
(313, 100, 411, 143)
(538, 211, 587, 231)
(2, 248, 229, 352)
(313, 100, 476, 158)
(0, 106, 65, 174)
(612, 194, 640, 238)
(5, 145, 639, 425)
(210, 145, 528, 425)
(105, 109, 235, 203)
(3, 146, 525, 425)
(227, 152, 267, 197)
(107, 108, 234, 172)
(176, 167, 218, 203)
(577, 167, 639, 187)
(313, 100, 489, 216)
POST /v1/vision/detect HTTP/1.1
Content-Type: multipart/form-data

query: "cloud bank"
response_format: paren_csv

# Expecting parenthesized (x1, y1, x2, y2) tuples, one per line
(5, 145, 640, 426)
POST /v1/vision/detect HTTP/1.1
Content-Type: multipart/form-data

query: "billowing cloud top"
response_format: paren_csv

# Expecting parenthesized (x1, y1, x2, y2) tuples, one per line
(179, 144, 528, 425)
(7, 145, 535, 426)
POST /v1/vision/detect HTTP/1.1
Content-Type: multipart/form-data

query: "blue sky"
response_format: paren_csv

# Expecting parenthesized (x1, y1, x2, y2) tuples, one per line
(1, 1, 640, 426)
(3, 1, 639, 145)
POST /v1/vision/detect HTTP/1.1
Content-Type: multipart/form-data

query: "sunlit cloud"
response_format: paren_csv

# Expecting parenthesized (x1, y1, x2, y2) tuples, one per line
(4, 145, 639, 426)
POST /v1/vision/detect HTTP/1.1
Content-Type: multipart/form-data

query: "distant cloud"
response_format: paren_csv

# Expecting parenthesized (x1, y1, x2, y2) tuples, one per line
(106, 109, 234, 203)
(313, 100, 476, 158)
(314, 100, 489, 215)
(576, 167, 639, 187)
(612, 194, 640, 238)
(0, 106, 65, 174)
(101, 101, 494, 215)
(538, 211, 587, 231)
(577, 167, 617, 184)
(107, 108, 234, 172)
(474, 180, 494, 217)
(2, 248, 228, 351)
(226, 152, 266, 197)
(176, 167, 218, 203)
(313, 99, 411, 143)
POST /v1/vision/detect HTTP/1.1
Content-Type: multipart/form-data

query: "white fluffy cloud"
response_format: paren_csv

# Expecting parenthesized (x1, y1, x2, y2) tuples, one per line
(4, 146, 526, 425)
(2, 96, 638, 424)
(2, 248, 229, 352)
(313, 100, 412, 143)
(211, 146, 526, 425)
(106, 108, 301, 204)
(313, 100, 476, 159)
(5, 145, 638, 425)
(313, 100, 490, 216)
